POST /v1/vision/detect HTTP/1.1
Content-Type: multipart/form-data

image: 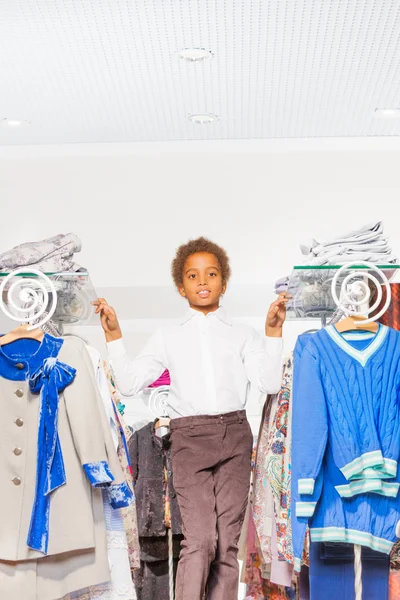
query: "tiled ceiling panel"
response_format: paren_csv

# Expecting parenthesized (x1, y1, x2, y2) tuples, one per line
(0, 0, 399, 144)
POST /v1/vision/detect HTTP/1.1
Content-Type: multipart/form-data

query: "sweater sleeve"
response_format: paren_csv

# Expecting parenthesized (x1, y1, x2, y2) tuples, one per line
(291, 339, 328, 572)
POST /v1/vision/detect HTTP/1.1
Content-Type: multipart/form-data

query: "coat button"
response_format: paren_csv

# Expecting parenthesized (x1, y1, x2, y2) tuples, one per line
(15, 389, 24, 398)
(16, 363, 25, 370)
(12, 477, 21, 486)
(13, 447, 22, 456)
(15, 418, 24, 427)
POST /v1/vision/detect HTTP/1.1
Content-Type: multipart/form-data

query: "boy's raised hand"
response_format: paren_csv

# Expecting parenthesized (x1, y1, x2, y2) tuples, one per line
(265, 292, 289, 337)
(92, 298, 122, 342)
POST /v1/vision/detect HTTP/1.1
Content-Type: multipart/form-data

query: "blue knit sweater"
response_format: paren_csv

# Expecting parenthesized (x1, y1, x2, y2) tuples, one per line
(291, 325, 400, 571)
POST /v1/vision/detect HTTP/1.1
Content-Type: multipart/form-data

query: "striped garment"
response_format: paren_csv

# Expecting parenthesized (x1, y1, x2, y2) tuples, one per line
(291, 325, 400, 571)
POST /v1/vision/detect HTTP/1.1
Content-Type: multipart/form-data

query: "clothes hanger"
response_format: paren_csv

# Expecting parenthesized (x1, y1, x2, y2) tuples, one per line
(334, 315, 379, 334)
(0, 323, 45, 346)
(154, 417, 171, 429)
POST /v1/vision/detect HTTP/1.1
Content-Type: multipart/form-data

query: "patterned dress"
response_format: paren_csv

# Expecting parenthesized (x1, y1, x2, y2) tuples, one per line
(244, 436, 294, 600)
(104, 363, 140, 571)
(264, 357, 294, 564)
(252, 357, 295, 565)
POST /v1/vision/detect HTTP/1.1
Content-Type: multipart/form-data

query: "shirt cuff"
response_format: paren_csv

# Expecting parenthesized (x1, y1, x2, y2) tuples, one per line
(264, 336, 283, 355)
(107, 338, 127, 359)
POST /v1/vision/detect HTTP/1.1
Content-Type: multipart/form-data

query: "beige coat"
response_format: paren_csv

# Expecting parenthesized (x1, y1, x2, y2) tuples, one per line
(0, 336, 128, 561)
(0, 491, 109, 600)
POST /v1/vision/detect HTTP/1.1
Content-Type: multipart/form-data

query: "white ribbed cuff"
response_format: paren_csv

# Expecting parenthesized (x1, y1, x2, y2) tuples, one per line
(294, 557, 302, 573)
(298, 478, 315, 495)
(296, 501, 317, 518)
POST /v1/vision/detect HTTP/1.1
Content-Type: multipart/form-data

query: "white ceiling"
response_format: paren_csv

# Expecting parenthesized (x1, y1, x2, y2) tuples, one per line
(0, 0, 400, 145)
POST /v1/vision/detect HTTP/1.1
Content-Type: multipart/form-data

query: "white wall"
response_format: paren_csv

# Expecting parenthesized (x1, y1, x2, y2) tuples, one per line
(1, 137, 400, 424)
(1, 137, 400, 290)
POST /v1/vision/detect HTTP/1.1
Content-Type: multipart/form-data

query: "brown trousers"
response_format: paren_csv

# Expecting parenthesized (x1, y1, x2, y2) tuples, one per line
(170, 410, 253, 600)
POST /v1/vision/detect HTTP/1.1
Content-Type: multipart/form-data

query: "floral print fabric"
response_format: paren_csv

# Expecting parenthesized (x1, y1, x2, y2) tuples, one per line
(265, 357, 294, 564)
(252, 357, 294, 565)
(104, 362, 140, 570)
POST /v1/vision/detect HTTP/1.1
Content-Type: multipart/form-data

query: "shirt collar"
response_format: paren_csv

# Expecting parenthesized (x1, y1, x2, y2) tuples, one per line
(179, 306, 232, 326)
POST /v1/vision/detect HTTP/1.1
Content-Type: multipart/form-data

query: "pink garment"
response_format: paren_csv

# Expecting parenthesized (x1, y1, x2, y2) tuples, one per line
(148, 370, 170, 387)
(270, 514, 293, 587)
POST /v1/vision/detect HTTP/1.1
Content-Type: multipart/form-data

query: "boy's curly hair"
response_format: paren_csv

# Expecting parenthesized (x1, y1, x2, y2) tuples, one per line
(171, 237, 231, 289)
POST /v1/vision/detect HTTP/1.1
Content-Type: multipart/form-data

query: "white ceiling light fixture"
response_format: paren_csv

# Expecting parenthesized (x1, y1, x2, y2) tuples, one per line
(374, 109, 400, 119)
(188, 113, 219, 125)
(1, 118, 30, 127)
(178, 48, 213, 62)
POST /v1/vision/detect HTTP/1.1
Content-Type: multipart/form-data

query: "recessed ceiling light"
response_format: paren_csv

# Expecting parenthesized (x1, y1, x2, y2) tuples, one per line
(188, 113, 219, 125)
(1, 118, 30, 127)
(374, 109, 400, 119)
(178, 48, 213, 62)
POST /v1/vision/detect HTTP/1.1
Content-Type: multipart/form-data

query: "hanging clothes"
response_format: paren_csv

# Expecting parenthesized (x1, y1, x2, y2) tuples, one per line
(264, 357, 294, 567)
(251, 357, 295, 571)
(0, 335, 133, 600)
(252, 396, 275, 565)
(148, 369, 171, 387)
(128, 422, 182, 538)
(64, 494, 136, 600)
(390, 571, 400, 600)
(270, 515, 293, 587)
(243, 408, 296, 597)
(291, 325, 400, 571)
(128, 422, 183, 600)
(372, 293, 400, 599)
(103, 361, 141, 570)
(244, 504, 293, 600)
(373, 283, 400, 331)
(390, 541, 400, 599)
(64, 346, 137, 600)
(309, 542, 390, 600)
(133, 537, 181, 600)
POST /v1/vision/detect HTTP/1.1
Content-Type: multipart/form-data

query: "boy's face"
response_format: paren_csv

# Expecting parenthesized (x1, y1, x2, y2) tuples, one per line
(179, 252, 226, 312)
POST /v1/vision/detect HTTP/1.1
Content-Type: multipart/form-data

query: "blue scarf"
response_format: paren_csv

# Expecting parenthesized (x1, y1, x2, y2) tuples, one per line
(27, 355, 76, 553)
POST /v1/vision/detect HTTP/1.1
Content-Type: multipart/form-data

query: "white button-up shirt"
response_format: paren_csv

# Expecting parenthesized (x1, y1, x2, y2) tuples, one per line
(107, 307, 283, 419)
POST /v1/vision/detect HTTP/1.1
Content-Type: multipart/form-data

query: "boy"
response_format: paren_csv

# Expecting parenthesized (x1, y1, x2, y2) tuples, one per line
(94, 237, 287, 600)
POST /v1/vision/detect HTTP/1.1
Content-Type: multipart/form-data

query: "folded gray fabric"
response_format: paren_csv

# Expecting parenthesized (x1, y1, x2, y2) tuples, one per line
(0, 233, 83, 272)
(300, 221, 398, 266)
(275, 284, 289, 294)
(309, 249, 397, 266)
(301, 221, 384, 255)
